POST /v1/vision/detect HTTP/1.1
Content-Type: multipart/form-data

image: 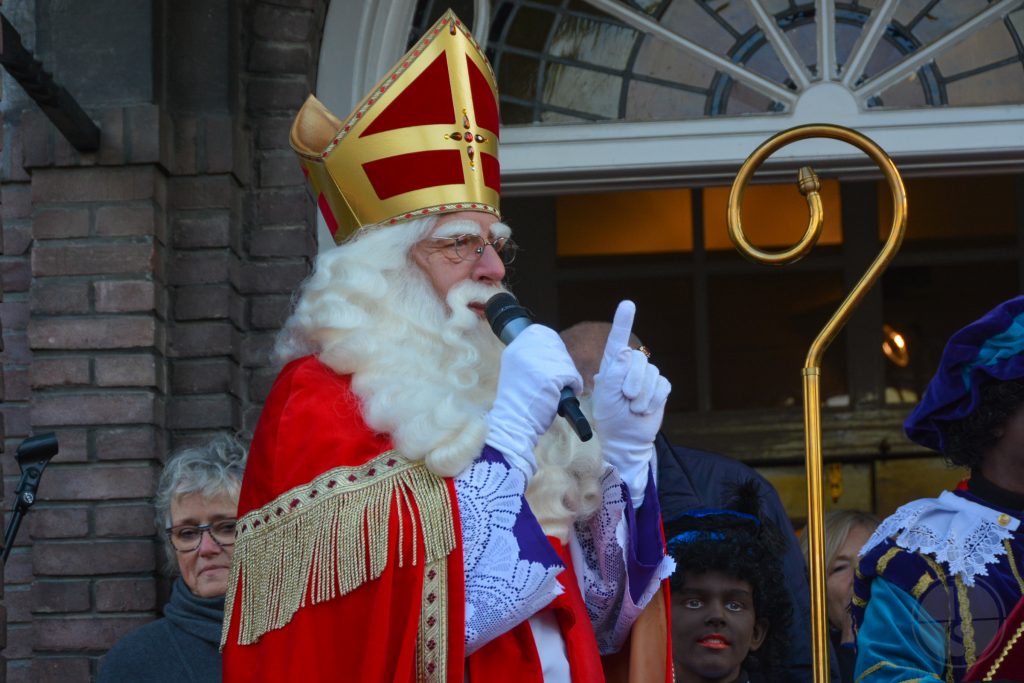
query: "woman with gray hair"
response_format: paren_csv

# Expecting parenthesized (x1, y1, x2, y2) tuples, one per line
(98, 434, 247, 683)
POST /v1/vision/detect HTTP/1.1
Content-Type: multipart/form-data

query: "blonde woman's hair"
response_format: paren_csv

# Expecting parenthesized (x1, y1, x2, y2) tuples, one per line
(799, 509, 880, 574)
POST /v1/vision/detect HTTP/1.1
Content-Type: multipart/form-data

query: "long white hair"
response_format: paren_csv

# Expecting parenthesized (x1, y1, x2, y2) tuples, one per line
(275, 216, 603, 534)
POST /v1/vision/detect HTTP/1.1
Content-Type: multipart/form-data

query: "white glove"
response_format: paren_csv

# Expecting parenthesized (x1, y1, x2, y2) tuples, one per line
(486, 324, 584, 479)
(592, 300, 671, 505)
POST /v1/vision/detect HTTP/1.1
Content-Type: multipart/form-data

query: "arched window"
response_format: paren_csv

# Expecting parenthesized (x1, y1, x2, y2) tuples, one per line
(404, 1, 1024, 191)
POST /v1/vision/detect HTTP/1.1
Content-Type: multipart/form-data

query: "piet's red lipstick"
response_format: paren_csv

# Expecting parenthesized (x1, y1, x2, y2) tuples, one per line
(697, 633, 731, 650)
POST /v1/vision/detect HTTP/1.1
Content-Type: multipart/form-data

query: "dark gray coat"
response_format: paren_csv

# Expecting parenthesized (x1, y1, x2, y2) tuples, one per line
(97, 577, 224, 683)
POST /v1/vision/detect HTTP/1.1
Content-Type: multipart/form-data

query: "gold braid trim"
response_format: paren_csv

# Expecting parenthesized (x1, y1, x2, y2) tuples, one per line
(855, 660, 899, 682)
(911, 572, 936, 601)
(986, 614, 1024, 680)
(983, 541, 1024, 680)
(956, 574, 977, 669)
(917, 555, 954, 683)
(855, 661, 937, 683)
(417, 558, 449, 682)
(876, 547, 902, 576)
(221, 450, 457, 648)
(1005, 540, 1024, 595)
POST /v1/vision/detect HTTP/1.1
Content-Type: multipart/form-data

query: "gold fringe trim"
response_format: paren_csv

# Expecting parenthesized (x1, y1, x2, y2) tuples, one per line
(221, 450, 457, 647)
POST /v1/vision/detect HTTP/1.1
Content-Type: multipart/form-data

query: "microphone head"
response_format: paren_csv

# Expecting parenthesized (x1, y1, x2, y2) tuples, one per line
(16, 433, 59, 469)
(484, 292, 529, 339)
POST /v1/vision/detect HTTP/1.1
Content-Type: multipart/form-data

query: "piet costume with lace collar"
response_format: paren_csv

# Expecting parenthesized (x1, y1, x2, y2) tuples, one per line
(853, 296, 1024, 683)
(852, 483, 1024, 682)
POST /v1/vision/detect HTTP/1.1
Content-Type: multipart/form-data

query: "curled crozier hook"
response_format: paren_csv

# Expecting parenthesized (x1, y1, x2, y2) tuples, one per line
(728, 162, 825, 266)
(726, 123, 907, 367)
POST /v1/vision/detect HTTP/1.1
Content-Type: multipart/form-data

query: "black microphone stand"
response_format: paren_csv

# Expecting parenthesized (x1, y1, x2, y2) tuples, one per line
(2, 433, 59, 565)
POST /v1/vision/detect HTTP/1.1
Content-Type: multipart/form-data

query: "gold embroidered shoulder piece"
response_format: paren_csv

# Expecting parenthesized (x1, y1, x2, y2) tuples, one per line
(221, 450, 457, 647)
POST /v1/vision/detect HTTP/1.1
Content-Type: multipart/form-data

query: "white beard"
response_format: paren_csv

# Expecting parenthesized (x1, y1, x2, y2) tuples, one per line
(275, 218, 603, 533)
(320, 272, 508, 478)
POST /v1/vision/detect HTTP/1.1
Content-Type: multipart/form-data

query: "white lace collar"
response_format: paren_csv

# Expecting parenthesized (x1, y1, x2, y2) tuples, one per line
(860, 490, 1020, 586)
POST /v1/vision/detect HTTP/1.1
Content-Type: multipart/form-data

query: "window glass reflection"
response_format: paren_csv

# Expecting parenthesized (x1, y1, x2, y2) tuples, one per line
(709, 271, 849, 410)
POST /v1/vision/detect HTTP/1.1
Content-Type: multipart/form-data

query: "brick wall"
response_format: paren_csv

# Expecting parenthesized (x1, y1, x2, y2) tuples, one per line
(0, 61, 7, 683)
(0, 0, 325, 679)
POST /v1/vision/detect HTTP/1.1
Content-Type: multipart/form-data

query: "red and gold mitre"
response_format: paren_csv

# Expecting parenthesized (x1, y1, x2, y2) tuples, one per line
(291, 10, 500, 244)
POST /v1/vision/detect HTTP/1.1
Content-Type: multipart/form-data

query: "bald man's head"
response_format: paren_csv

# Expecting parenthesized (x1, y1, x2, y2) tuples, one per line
(560, 321, 641, 395)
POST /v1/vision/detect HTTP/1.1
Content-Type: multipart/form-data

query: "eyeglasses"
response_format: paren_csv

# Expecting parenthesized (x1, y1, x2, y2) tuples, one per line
(165, 519, 237, 552)
(430, 234, 518, 265)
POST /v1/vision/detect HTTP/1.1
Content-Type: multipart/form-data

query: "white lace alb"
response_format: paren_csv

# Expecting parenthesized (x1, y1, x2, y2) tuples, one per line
(454, 456, 563, 655)
(571, 466, 676, 652)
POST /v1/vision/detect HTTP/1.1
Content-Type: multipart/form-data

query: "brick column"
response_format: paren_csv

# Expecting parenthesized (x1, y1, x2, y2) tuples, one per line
(0, 60, 8, 683)
(3, 105, 167, 683)
(165, 171, 242, 445)
(241, 0, 321, 424)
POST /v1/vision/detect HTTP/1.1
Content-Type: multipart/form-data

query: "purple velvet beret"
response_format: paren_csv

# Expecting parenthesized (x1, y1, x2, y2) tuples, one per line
(905, 295, 1024, 452)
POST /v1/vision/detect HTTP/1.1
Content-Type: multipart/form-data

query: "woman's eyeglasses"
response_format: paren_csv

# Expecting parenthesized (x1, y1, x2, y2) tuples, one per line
(165, 519, 237, 552)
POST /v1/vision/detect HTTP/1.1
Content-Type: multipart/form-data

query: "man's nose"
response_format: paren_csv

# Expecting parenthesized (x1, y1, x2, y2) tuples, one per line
(472, 241, 505, 283)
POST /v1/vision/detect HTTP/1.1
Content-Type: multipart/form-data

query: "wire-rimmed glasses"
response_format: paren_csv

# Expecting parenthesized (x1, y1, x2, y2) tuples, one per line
(430, 234, 518, 265)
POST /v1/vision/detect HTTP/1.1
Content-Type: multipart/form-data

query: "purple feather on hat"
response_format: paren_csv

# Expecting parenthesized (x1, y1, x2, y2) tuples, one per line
(901, 294, 1024, 450)
(905, 295, 1024, 452)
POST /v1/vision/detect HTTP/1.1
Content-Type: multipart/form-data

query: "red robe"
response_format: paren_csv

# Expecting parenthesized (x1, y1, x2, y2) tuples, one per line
(222, 356, 669, 682)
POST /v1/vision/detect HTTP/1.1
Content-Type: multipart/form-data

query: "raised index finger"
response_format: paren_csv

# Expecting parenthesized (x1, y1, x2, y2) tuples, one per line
(602, 300, 637, 363)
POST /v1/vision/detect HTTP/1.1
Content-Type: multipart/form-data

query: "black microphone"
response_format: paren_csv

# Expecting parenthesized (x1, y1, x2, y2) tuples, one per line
(3, 433, 59, 565)
(485, 293, 593, 442)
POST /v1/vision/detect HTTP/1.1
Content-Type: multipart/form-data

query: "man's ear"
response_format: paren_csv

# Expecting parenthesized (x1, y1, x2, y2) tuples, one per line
(749, 618, 768, 652)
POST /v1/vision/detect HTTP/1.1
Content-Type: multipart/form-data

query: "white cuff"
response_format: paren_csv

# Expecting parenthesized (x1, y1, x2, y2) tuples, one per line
(612, 445, 655, 507)
(484, 430, 537, 479)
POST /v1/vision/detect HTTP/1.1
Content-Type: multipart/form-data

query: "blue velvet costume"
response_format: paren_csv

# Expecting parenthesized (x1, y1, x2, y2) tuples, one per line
(851, 479, 1024, 682)
(851, 295, 1024, 683)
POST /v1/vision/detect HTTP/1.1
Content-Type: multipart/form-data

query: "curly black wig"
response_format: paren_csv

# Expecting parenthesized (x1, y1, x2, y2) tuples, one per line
(665, 482, 793, 683)
(940, 378, 1024, 470)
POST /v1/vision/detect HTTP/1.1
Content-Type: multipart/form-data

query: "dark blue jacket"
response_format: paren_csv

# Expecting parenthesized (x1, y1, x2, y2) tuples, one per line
(656, 432, 832, 683)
